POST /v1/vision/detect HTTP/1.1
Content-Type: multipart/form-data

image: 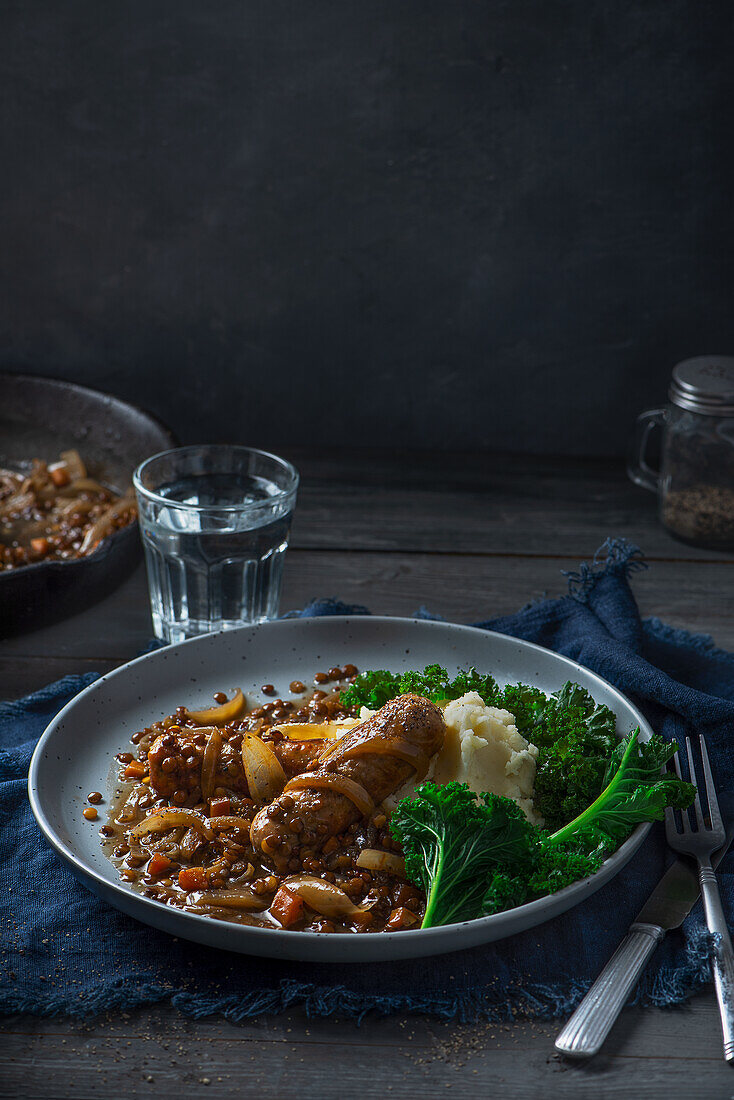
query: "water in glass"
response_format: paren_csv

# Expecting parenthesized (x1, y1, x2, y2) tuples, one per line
(139, 469, 295, 643)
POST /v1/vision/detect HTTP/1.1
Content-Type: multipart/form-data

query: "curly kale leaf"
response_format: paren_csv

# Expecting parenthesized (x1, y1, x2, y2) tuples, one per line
(530, 682, 618, 757)
(400, 665, 501, 704)
(341, 663, 545, 714)
(341, 664, 503, 709)
(390, 783, 535, 928)
(390, 735, 695, 927)
(532, 754, 609, 832)
(528, 682, 619, 829)
(550, 730, 695, 845)
(483, 837, 608, 915)
(339, 669, 402, 710)
(493, 683, 549, 732)
(391, 783, 613, 926)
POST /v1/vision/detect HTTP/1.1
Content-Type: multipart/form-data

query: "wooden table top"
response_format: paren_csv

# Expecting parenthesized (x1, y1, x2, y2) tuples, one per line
(2, 448, 732, 1098)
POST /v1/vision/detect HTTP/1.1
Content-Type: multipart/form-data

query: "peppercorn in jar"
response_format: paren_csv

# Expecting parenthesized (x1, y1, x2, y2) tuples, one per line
(629, 356, 734, 550)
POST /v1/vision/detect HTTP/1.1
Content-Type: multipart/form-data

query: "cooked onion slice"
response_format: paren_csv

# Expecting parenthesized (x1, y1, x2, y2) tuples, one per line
(60, 449, 87, 479)
(187, 688, 245, 725)
(208, 815, 253, 833)
(79, 495, 137, 554)
(324, 738, 430, 778)
(200, 727, 222, 799)
(284, 774, 374, 816)
(284, 876, 368, 919)
(130, 808, 214, 841)
(355, 849, 406, 876)
(57, 477, 107, 495)
(270, 720, 360, 741)
(242, 734, 287, 803)
(3, 490, 34, 513)
(58, 497, 95, 517)
(190, 889, 266, 910)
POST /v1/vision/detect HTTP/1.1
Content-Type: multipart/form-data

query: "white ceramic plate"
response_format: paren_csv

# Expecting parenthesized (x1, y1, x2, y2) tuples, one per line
(29, 616, 654, 962)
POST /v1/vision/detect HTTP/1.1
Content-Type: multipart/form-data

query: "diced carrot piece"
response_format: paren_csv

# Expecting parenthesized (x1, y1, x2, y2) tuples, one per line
(148, 853, 172, 877)
(386, 906, 419, 932)
(178, 866, 208, 891)
(49, 465, 70, 487)
(270, 885, 305, 929)
(124, 761, 147, 779)
(30, 537, 49, 555)
(351, 909, 374, 929)
(209, 797, 231, 817)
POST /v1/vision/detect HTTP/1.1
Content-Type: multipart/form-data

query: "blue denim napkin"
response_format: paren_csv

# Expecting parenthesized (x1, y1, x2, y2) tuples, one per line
(2, 539, 733, 1022)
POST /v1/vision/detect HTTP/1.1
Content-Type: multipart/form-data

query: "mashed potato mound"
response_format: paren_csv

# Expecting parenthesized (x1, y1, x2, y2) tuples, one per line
(378, 691, 542, 823)
(432, 692, 542, 824)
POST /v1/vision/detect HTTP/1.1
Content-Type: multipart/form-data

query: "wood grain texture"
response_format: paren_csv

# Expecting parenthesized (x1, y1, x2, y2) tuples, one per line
(2, 449, 733, 1096)
(285, 449, 734, 561)
(0, 657, 117, 699)
(2, 548, 732, 690)
(0, 996, 729, 1100)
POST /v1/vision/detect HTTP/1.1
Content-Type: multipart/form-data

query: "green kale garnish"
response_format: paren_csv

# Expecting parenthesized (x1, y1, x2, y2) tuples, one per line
(482, 838, 607, 915)
(549, 729, 695, 846)
(339, 669, 402, 710)
(390, 732, 695, 928)
(390, 783, 535, 928)
(340, 664, 500, 710)
(526, 682, 618, 829)
(532, 755, 609, 833)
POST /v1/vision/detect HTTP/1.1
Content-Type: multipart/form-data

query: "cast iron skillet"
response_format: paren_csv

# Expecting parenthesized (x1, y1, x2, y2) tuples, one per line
(0, 372, 176, 637)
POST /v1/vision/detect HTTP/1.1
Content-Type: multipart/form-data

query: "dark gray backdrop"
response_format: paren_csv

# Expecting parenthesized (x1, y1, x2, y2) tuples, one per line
(1, 1, 732, 455)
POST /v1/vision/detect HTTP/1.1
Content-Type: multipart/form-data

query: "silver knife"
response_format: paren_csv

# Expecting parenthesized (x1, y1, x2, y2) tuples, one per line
(555, 800, 734, 1059)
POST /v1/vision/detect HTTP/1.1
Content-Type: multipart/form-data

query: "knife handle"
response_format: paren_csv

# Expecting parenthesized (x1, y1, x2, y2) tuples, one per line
(699, 863, 734, 1062)
(554, 923, 664, 1059)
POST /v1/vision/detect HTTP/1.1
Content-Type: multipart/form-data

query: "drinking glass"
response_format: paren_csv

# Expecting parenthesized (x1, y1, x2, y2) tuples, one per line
(133, 445, 299, 643)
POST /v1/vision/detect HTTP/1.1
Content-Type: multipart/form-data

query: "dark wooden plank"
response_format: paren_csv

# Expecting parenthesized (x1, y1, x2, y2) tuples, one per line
(0, 994, 723, 1058)
(285, 448, 734, 561)
(0, 996, 728, 1100)
(2, 552, 733, 697)
(2, 448, 731, 665)
(0, 657, 117, 699)
(281, 550, 734, 649)
(2, 567, 153, 663)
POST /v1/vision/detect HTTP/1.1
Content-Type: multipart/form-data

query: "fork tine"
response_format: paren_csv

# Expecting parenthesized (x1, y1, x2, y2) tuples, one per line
(698, 735, 723, 832)
(665, 751, 683, 837)
(685, 736, 705, 829)
(673, 750, 683, 782)
(664, 805, 678, 836)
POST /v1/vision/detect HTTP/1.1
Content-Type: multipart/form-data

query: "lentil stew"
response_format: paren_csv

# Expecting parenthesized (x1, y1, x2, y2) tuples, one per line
(0, 449, 137, 571)
(101, 667, 430, 934)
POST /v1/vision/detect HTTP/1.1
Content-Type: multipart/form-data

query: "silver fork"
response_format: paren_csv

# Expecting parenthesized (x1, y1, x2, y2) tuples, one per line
(666, 735, 734, 1062)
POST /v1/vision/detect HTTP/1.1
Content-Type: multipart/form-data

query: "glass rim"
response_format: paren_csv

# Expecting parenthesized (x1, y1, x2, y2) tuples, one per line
(133, 444, 300, 513)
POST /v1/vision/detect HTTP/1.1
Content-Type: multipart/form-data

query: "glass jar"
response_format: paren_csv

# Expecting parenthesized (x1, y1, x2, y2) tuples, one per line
(628, 356, 734, 550)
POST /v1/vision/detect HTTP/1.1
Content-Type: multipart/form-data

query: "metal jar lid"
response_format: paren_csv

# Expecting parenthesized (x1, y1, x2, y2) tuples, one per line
(669, 356, 734, 416)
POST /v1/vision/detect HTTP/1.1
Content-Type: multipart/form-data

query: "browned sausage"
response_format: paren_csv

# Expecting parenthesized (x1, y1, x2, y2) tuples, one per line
(147, 728, 324, 801)
(250, 694, 445, 870)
